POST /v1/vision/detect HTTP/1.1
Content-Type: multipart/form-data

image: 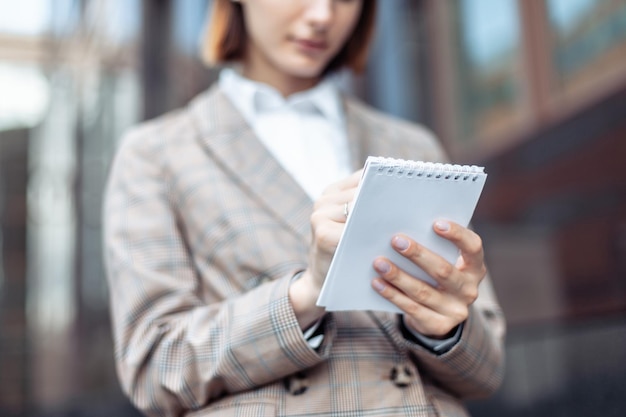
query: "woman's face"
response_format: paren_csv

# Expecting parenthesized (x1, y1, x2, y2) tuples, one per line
(239, 0, 363, 89)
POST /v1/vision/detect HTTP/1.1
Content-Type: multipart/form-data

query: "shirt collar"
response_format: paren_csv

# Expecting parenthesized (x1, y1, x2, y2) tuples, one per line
(219, 67, 344, 126)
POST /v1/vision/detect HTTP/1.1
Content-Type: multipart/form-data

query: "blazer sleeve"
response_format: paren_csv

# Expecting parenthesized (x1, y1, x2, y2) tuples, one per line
(103, 126, 334, 417)
(404, 272, 506, 399)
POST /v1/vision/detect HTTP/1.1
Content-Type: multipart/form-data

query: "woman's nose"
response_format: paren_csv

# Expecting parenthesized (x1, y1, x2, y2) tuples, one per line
(304, 0, 334, 29)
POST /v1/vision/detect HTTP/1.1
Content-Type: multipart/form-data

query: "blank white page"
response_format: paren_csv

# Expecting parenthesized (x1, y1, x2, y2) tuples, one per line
(317, 156, 487, 313)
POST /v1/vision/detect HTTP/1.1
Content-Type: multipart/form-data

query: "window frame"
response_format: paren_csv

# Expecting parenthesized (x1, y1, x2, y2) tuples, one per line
(425, 0, 626, 162)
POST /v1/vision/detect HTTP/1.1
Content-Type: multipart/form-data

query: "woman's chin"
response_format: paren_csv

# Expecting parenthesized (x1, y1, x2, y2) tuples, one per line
(283, 66, 326, 83)
(279, 56, 330, 80)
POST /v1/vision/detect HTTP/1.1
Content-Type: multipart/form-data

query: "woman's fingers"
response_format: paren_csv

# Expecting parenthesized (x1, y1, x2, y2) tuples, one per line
(390, 234, 467, 294)
(370, 223, 488, 338)
(337, 169, 363, 190)
(307, 171, 362, 286)
(316, 171, 361, 209)
(370, 270, 464, 337)
(432, 220, 485, 271)
(392, 231, 483, 292)
(372, 257, 469, 323)
(322, 169, 361, 193)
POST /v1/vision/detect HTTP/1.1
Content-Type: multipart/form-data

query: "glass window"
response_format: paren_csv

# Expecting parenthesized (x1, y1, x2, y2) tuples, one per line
(547, 0, 626, 95)
(0, 0, 50, 36)
(0, 64, 49, 131)
(96, 0, 141, 47)
(450, 0, 526, 150)
(173, 0, 210, 55)
(47, 0, 80, 37)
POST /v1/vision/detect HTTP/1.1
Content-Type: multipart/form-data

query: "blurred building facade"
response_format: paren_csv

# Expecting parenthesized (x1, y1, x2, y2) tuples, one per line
(0, 0, 624, 416)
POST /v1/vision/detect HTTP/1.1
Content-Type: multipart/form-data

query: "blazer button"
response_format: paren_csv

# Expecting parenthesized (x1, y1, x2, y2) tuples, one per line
(258, 274, 273, 286)
(284, 372, 309, 395)
(390, 364, 413, 388)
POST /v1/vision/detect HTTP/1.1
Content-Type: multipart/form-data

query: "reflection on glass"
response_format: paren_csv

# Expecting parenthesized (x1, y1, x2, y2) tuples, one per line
(0, 64, 50, 131)
(98, 0, 141, 46)
(547, 0, 626, 93)
(453, 0, 524, 144)
(48, 0, 80, 37)
(0, 0, 50, 36)
(27, 73, 78, 335)
(173, 0, 210, 55)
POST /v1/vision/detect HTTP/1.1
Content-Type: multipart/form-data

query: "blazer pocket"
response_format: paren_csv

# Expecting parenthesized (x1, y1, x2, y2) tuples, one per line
(186, 401, 276, 417)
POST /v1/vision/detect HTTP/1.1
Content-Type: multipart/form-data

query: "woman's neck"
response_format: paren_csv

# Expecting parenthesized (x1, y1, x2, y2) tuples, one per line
(242, 68, 320, 97)
(241, 54, 321, 97)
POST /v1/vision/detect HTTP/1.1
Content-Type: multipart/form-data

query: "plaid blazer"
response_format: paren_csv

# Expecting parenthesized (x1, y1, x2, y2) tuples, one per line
(104, 85, 505, 417)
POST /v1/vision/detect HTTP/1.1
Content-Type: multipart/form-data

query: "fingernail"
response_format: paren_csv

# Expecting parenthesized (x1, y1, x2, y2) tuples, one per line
(372, 279, 386, 292)
(374, 259, 391, 274)
(393, 236, 410, 252)
(435, 220, 450, 232)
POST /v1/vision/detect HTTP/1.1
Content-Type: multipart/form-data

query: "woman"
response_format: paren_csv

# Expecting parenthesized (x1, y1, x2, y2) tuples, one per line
(104, 0, 505, 416)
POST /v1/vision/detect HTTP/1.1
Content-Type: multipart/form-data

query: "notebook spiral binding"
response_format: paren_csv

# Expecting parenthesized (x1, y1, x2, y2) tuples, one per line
(372, 157, 484, 182)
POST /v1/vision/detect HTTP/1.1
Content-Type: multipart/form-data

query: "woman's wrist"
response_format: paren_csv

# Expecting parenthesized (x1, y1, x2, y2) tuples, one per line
(288, 270, 326, 330)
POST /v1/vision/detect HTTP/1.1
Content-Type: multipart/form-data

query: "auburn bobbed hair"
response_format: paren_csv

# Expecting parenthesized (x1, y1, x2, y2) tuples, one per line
(200, 0, 377, 74)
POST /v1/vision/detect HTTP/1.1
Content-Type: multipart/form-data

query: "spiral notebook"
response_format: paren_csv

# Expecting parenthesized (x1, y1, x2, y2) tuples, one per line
(316, 156, 487, 313)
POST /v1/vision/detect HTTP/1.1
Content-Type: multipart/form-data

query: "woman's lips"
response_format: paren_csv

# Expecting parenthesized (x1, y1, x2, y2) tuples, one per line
(293, 38, 328, 54)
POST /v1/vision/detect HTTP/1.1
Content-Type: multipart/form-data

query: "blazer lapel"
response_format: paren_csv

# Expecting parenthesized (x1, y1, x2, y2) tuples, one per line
(188, 86, 312, 242)
(344, 97, 395, 168)
(344, 99, 369, 170)
(187, 88, 396, 243)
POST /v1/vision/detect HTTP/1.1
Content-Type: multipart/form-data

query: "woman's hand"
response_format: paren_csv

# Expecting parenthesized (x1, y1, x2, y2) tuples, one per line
(371, 221, 487, 339)
(289, 170, 361, 329)
(305, 170, 361, 289)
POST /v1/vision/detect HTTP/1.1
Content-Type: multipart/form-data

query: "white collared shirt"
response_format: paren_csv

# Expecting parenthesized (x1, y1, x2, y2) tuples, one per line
(219, 68, 352, 201)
